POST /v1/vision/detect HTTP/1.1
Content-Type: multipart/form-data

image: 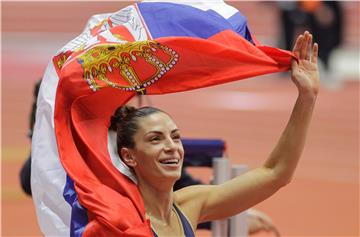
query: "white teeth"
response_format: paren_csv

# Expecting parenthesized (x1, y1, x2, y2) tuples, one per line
(160, 159, 179, 164)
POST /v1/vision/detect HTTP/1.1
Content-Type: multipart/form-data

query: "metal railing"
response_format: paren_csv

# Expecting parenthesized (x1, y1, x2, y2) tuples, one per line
(212, 158, 249, 237)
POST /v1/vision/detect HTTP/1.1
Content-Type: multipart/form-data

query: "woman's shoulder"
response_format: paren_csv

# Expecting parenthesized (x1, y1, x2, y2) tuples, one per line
(174, 184, 212, 205)
(173, 184, 213, 228)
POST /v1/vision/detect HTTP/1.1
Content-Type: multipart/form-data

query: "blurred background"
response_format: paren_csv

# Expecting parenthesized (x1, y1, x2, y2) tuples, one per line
(2, 1, 359, 236)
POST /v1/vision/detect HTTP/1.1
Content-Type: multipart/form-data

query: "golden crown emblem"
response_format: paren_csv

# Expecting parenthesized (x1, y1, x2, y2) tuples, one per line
(77, 40, 179, 94)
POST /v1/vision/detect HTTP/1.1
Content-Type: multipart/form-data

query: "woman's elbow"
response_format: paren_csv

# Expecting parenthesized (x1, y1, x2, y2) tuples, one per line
(273, 170, 294, 188)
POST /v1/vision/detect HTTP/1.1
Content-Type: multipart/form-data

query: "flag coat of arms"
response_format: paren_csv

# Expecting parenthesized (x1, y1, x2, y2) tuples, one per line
(31, 1, 293, 236)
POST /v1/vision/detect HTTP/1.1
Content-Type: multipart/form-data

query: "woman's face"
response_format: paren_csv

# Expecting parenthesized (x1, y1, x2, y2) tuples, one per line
(129, 112, 184, 185)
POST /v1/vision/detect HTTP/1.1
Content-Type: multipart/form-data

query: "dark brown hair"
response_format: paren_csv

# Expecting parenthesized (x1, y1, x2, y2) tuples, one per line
(110, 106, 164, 156)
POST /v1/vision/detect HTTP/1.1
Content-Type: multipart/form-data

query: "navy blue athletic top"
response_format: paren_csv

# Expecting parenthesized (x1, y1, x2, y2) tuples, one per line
(152, 204, 195, 237)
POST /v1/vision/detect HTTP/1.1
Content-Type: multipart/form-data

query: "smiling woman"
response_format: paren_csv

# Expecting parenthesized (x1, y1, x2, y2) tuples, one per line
(110, 106, 190, 236)
(107, 31, 320, 237)
(110, 106, 184, 183)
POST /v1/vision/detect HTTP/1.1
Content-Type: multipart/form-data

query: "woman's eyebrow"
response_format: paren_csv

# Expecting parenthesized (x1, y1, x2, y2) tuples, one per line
(144, 129, 179, 136)
(171, 129, 180, 133)
(144, 131, 163, 136)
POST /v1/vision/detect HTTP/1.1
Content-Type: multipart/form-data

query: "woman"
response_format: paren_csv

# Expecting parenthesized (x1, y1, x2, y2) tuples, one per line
(110, 31, 319, 236)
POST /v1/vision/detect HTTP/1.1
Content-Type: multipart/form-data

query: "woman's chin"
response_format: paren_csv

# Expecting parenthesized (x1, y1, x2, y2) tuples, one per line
(157, 162, 182, 177)
(161, 169, 182, 181)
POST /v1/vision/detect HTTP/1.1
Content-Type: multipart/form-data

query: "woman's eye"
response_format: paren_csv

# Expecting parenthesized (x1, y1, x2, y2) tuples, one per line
(172, 134, 181, 140)
(150, 136, 160, 141)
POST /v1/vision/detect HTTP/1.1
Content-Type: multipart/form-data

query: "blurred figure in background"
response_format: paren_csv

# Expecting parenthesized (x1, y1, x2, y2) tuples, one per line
(278, 1, 343, 87)
(19, 79, 41, 196)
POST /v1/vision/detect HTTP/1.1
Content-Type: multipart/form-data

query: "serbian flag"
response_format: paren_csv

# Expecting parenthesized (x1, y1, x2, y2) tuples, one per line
(31, 1, 293, 236)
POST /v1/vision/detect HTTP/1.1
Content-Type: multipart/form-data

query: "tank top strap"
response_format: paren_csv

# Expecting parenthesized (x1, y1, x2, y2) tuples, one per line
(152, 204, 195, 237)
(173, 204, 195, 237)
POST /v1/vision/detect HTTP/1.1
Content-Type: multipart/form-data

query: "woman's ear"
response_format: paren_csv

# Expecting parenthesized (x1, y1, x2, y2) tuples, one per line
(120, 147, 137, 167)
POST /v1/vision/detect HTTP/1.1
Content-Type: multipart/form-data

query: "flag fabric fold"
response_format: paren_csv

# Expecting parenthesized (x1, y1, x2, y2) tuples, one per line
(31, 1, 294, 236)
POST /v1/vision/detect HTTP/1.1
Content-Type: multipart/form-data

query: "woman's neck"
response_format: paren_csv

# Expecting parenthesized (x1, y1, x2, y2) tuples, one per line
(138, 179, 174, 224)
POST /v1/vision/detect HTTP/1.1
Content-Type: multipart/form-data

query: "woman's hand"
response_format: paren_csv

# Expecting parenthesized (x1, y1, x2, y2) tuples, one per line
(291, 31, 320, 97)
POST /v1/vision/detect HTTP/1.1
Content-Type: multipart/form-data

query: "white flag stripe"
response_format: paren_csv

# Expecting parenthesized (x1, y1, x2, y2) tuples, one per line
(31, 61, 70, 236)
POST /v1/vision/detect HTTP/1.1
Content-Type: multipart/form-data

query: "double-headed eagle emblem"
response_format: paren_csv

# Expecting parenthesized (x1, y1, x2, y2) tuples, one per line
(77, 41, 179, 94)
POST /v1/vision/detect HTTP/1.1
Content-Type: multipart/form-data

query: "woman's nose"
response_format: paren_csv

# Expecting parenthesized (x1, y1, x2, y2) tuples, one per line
(164, 138, 177, 151)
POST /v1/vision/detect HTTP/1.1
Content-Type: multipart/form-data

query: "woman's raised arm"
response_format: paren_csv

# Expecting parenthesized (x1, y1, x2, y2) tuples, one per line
(176, 31, 320, 224)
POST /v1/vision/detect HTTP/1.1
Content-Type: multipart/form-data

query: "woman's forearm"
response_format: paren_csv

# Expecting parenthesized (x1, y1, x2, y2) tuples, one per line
(263, 31, 320, 187)
(197, 92, 318, 221)
(264, 92, 317, 186)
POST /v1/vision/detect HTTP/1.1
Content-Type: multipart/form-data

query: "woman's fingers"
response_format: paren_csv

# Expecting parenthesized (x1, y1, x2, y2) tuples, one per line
(293, 31, 317, 64)
(311, 43, 319, 64)
(305, 34, 313, 60)
(292, 34, 303, 58)
(300, 31, 310, 59)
